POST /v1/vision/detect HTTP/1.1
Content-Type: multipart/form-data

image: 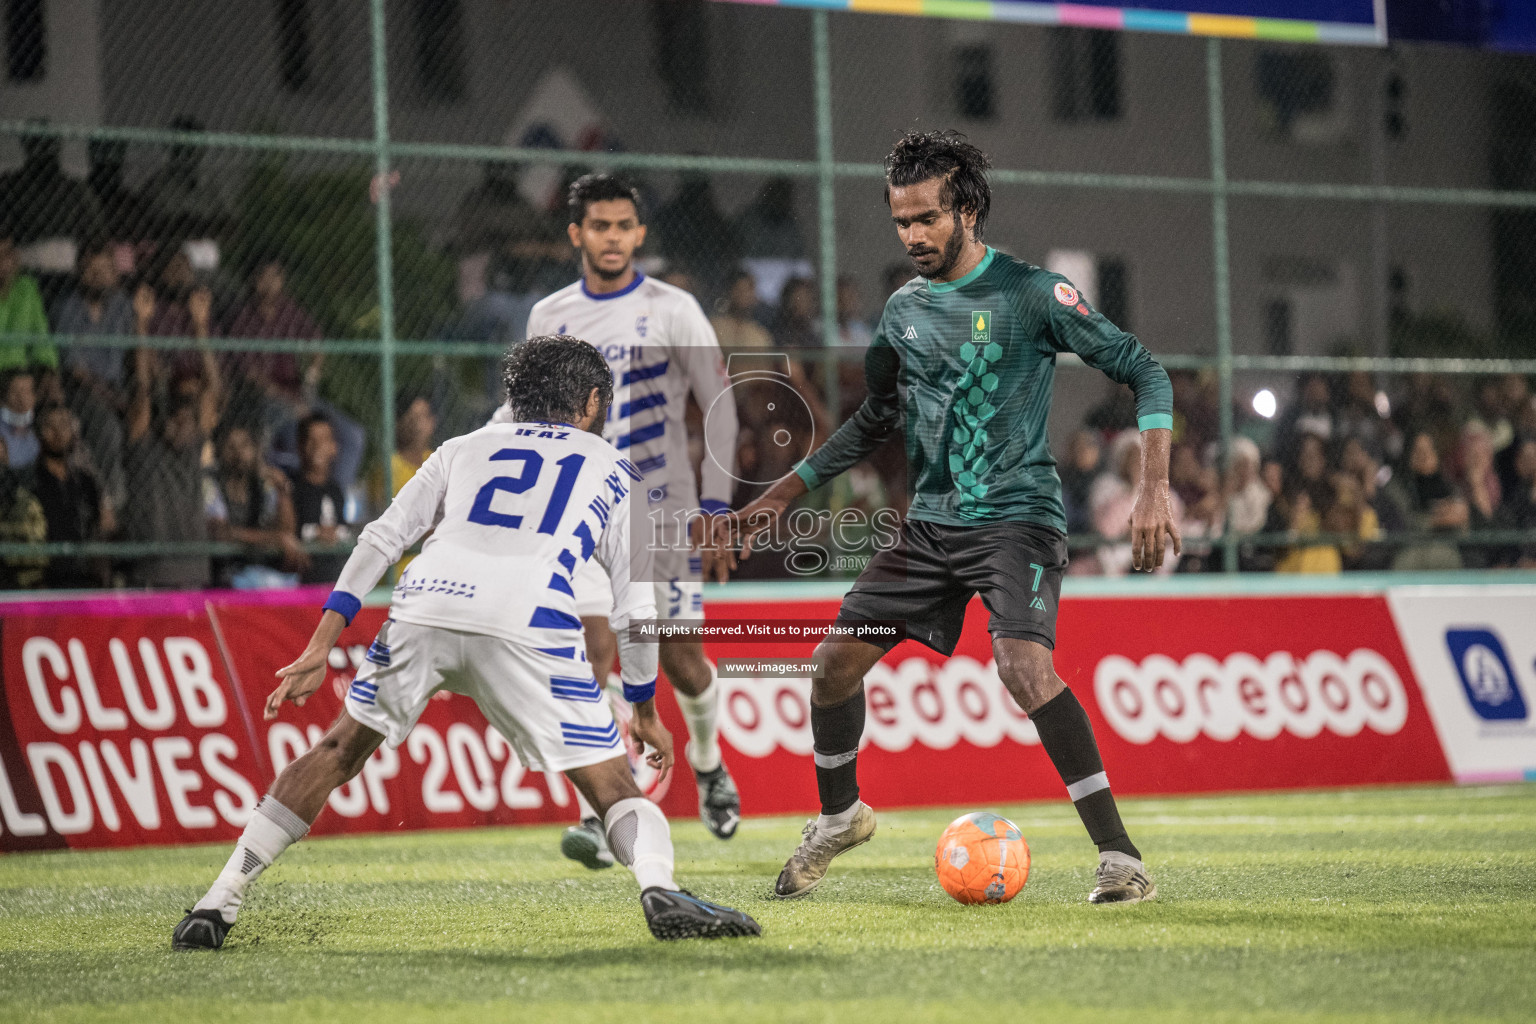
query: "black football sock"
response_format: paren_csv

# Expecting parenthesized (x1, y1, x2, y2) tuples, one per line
(1029, 687, 1141, 860)
(811, 686, 866, 816)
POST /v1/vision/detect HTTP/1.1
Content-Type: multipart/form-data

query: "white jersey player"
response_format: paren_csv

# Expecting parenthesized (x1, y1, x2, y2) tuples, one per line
(523, 174, 742, 866)
(173, 337, 759, 949)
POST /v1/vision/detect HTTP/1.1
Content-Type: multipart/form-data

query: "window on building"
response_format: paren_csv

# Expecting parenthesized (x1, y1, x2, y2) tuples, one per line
(412, 0, 467, 103)
(1256, 49, 1338, 141)
(6, 0, 46, 82)
(953, 44, 996, 120)
(1264, 299, 1293, 356)
(273, 0, 313, 92)
(1049, 28, 1120, 123)
(652, 0, 711, 115)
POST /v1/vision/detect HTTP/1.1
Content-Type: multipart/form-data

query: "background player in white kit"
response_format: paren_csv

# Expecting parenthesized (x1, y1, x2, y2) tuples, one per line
(525, 174, 742, 867)
(172, 336, 759, 948)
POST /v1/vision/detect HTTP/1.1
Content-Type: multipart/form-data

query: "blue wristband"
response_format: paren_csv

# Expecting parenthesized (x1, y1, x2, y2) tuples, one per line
(623, 678, 658, 705)
(699, 499, 730, 516)
(322, 591, 362, 626)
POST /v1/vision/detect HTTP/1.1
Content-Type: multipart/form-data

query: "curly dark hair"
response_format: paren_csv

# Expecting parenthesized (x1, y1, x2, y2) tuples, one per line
(502, 335, 614, 426)
(567, 172, 644, 226)
(883, 129, 993, 242)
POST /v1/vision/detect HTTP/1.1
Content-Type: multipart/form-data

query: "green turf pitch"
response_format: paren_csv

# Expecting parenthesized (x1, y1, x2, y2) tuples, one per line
(2, 784, 1533, 1024)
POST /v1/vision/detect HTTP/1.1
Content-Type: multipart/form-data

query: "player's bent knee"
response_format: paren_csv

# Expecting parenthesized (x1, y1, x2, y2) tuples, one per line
(994, 638, 1063, 714)
(566, 757, 642, 820)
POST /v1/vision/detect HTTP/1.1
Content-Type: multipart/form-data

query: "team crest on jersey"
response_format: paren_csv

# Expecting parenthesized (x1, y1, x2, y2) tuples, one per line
(635, 314, 648, 338)
(971, 311, 991, 345)
(1053, 282, 1078, 306)
(902, 325, 918, 340)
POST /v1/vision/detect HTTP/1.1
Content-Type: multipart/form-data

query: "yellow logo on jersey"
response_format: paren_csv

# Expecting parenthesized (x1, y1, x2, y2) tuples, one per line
(976, 315, 986, 331)
(971, 311, 992, 346)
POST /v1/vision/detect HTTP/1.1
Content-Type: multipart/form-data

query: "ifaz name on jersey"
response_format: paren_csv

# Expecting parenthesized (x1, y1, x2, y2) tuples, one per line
(513, 426, 571, 440)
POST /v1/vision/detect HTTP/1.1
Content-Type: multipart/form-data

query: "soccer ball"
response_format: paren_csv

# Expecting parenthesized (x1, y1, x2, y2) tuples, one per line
(934, 811, 1030, 905)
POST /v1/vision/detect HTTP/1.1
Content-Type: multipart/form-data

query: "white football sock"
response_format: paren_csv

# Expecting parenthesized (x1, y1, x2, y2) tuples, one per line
(193, 796, 308, 924)
(817, 800, 864, 834)
(575, 789, 598, 823)
(604, 796, 677, 892)
(676, 680, 721, 774)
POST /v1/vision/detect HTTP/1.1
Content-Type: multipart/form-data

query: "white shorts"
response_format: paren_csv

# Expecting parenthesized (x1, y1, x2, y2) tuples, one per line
(345, 619, 624, 773)
(571, 550, 704, 621)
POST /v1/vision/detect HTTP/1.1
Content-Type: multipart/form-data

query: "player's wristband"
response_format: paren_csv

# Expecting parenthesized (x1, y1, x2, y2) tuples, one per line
(1137, 413, 1174, 432)
(623, 677, 658, 705)
(699, 499, 730, 516)
(794, 461, 821, 490)
(322, 590, 362, 626)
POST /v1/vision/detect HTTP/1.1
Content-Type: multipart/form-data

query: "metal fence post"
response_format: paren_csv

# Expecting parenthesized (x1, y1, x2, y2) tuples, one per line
(1207, 38, 1237, 573)
(370, 0, 398, 513)
(813, 10, 840, 422)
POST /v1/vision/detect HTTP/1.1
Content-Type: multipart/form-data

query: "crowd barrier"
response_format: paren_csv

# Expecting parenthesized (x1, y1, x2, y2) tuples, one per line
(2, 580, 1532, 852)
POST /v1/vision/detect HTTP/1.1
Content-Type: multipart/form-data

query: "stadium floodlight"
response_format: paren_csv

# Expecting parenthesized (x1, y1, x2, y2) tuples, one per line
(1252, 389, 1277, 419)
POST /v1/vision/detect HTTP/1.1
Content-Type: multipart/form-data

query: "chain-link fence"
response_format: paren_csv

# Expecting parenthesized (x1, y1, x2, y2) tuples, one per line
(0, 1, 1533, 588)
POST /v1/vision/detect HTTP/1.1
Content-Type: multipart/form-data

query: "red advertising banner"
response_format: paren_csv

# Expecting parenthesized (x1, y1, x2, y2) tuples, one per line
(0, 588, 1452, 852)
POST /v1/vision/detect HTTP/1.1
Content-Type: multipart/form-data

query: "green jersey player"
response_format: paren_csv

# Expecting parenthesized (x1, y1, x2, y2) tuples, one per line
(721, 130, 1180, 904)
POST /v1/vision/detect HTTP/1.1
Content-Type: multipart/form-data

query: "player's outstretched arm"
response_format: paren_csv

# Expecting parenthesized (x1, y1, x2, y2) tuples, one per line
(1130, 427, 1181, 571)
(266, 609, 347, 720)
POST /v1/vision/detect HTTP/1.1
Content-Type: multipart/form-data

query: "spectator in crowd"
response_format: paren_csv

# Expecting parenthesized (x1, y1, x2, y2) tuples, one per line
(0, 434, 47, 589)
(122, 345, 221, 588)
(1496, 394, 1536, 500)
(0, 229, 56, 372)
(1059, 429, 1102, 535)
(223, 257, 321, 410)
(145, 249, 215, 341)
(1290, 432, 1333, 512)
(369, 394, 436, 572)
(29, 403, 113, 588)
(1273, 484, 1335, 574)
(735, 177, 806, 260)
(1335, 371, 1391, 461)
(1467, 376, 1514, 455)
(140, 116, 228, 239)
(1090, 430, 1183, 576)
(711, 270, 773, 350)
(652, 173, 739, 294)
(1497, 438, 1536, 566)
(1455, 422, 1502, 568)
(290, 412, 352, 584)
(772, 277, 821, 350)
(1340, 434, 1406, 536)
(1388, 431, 1468, 571)
(207, 422, 304, 587)
(1169, 442, 1222, 571)
(836, 275, 873, 349)
(0, 127, 105, 247)
(1275, 373, 1334, 462)
(54, 239, 137, 391)
(1326, 471, 1382, 572)
(225, 257, 365, 491)
(1, 370, 39, 469)
(1224, 436, 1270, 536)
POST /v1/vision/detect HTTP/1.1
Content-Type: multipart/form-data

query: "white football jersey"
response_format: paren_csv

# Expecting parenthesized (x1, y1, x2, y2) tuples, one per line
(525, 274, 737, 524)
(333, 422, 656, 678)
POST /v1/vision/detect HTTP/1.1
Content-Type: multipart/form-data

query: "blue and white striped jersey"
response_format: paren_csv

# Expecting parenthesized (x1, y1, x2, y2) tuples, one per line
(331, 422, 658, 687)
(525, 274, 738, 520)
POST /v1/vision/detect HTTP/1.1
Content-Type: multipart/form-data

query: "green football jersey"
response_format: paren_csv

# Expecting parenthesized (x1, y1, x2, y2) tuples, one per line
(797, 247, 1172, 531)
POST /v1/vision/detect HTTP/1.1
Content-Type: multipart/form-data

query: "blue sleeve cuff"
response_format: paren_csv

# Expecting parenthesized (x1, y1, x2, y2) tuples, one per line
(794, 461, 821, 490)
(1138, 414, 1174, 432)
(623, 678, 658, 704)
(699, 499, 730, 516)
(322, 591, 362, 626)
